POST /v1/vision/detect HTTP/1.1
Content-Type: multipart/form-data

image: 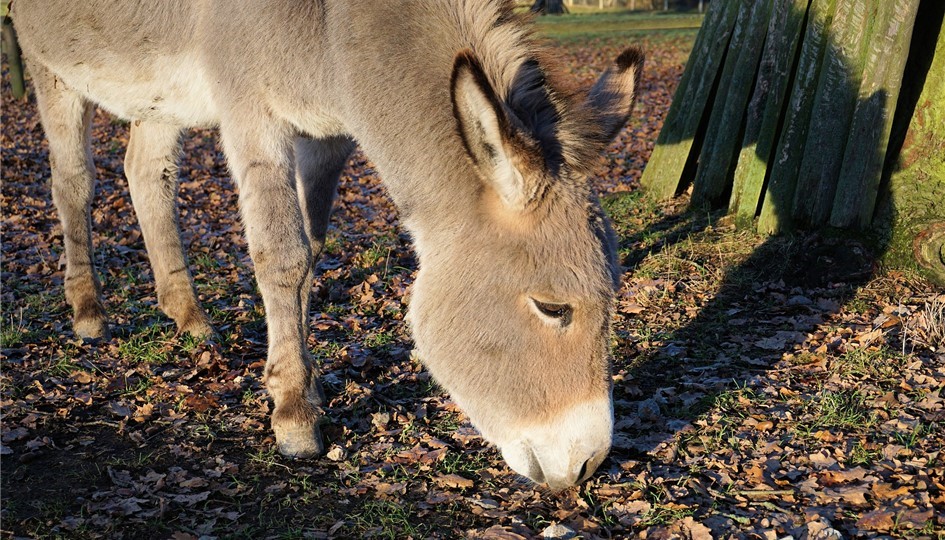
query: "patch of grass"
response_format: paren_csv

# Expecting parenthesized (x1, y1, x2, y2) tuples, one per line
(833, 347, 907, 383)
(119, 376, 153, 398)
(314, 339, 345, 361)
(892, 421, 934, 450)
(43, 345, 85, 377)
(845, 297, 872, 315)
(1, 311, 35, 348)
(343, 499, 427, 540)
(249, 447, 286, 471)
(429, 411, 464, 440)
(106, 450, 157, 469)
(355, 234, 398, 271)
(363, 330, 396, 352)
(322, 233, 343, 256)
(192, 252, 221, 271)
(847, 440, 882, 466)
(535, 10, 704, 40)
(799, 390, 876, 434)
(439, 450, 488, 477)
(581, 488, 622, 529)
(116, 325, 175, 364)
(638, 503, 695, 527)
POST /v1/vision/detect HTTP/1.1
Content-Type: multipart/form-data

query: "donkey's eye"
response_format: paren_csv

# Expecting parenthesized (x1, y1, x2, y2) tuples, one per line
(532, 299, 573, 324)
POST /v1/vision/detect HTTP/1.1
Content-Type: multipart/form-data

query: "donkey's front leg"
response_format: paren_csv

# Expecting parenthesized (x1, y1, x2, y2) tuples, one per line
(31, 65, 108, 339)
(125, 121, 213, 338)
(221, 120, 324, 458)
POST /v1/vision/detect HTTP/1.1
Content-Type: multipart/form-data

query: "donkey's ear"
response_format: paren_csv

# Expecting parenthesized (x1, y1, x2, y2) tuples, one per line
(586, 47, 644, 143)
(451, 50, 534, 211)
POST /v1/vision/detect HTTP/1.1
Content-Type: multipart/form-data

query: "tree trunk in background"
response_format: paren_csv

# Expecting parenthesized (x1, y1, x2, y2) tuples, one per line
(531, 0, 569, 15)
(879, 5, 945, 285)
(640, 0, 944, 285)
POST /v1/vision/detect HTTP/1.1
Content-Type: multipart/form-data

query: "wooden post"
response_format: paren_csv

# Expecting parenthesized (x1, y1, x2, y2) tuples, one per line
(792, 1, 876, 227)
(728, 0, 810, 227)
(881, 9, 945, 286)
(639, 0, 740, 199)
(757, 0, 837, 234)
(690, 0, 772, 207)
(830, 0, 921, 228)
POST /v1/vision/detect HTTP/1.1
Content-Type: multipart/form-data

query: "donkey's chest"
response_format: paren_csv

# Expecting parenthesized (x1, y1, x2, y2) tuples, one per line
(56, 54, 219, 127)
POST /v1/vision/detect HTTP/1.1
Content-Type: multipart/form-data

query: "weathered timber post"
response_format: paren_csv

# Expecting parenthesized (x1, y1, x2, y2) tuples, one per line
(639, 0, 944, 285)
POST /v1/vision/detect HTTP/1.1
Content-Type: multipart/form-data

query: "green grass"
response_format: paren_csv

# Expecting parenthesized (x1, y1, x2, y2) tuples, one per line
(799, 390, 876, 434)
(1, 319, 32, 348)
(116, 325, 176, 364)
(363, 330, 396, 352)
(847, 440, 882, 466)
(833, 347, 907, 383)
(534, 9, 704, 39)
(343, 500, 427, 540)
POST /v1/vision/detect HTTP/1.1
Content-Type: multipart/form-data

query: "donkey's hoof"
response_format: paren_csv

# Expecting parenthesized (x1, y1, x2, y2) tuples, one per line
(74, 317, 110, 341)
(274, 423, 325, 459)
(175, 312, 216, 340)
(178, 320, 216, 340)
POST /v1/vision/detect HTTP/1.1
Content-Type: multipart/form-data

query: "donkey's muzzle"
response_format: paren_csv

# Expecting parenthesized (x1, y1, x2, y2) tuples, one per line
(499, 397, 613, 489)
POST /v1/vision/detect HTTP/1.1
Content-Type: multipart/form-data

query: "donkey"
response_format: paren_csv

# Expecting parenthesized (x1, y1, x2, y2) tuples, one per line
(12, 0, 642, 489)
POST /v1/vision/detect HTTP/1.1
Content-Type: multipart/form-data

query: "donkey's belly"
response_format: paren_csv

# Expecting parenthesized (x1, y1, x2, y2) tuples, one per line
(54, 54, 219, 127)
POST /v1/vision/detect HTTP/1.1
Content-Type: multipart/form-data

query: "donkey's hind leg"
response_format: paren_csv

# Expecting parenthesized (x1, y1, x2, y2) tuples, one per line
(125, 121, 213, 337)
(31, 65, 108, 339)
(295, 136, 355, 258)
(294, 135, 355, 328)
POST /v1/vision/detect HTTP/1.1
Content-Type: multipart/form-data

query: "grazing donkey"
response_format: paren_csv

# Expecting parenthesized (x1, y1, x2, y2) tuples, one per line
(12, 0, 642, 488)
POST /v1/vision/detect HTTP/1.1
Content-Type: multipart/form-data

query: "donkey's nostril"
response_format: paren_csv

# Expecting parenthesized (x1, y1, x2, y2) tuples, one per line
(577, 458, 589, 481)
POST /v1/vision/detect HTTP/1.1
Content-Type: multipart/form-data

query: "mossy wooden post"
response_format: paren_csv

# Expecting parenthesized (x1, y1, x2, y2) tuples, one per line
(639, 0, 740, 199)
(690, 0, 772, 208)
(729, 0, 810, 228)
(880, 15, 945, 286)
(791, 1, 875, 228)
(756, 0, 837, 234)
(1, 0, 25, 100)
(639, 0, 940, 283)
(830, 0, 921, 228)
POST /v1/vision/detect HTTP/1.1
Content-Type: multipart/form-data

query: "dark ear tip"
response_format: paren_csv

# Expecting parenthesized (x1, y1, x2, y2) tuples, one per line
(453, 48, 479, 73)
(615, 47, 645, 73)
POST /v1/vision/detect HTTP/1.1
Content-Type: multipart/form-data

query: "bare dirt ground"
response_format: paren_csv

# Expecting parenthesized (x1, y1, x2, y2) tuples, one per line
(2, 26, 943, 539)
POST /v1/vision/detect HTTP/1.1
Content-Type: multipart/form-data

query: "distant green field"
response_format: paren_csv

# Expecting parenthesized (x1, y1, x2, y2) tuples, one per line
(534, 10, 704, 39)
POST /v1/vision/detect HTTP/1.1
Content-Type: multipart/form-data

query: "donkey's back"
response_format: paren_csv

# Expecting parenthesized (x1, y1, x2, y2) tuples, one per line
(12, 1, 224, 125)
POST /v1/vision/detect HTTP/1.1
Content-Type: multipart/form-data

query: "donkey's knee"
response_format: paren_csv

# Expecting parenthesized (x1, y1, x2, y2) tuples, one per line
(250, 241, 313, 292)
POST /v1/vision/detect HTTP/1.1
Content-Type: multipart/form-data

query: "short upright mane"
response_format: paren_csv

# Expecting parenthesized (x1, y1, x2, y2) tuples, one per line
(453, 0, 608, 176)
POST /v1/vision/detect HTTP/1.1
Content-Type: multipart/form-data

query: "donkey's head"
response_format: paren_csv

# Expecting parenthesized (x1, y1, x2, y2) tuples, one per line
(408, 47, 643, 489)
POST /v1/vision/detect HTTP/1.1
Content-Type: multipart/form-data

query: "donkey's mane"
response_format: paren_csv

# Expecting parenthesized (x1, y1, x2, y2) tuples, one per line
(454, 0, 608, 176)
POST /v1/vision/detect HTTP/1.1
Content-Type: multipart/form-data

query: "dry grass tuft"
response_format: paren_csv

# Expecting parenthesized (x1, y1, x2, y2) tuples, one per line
(906, 295, 945, 351)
